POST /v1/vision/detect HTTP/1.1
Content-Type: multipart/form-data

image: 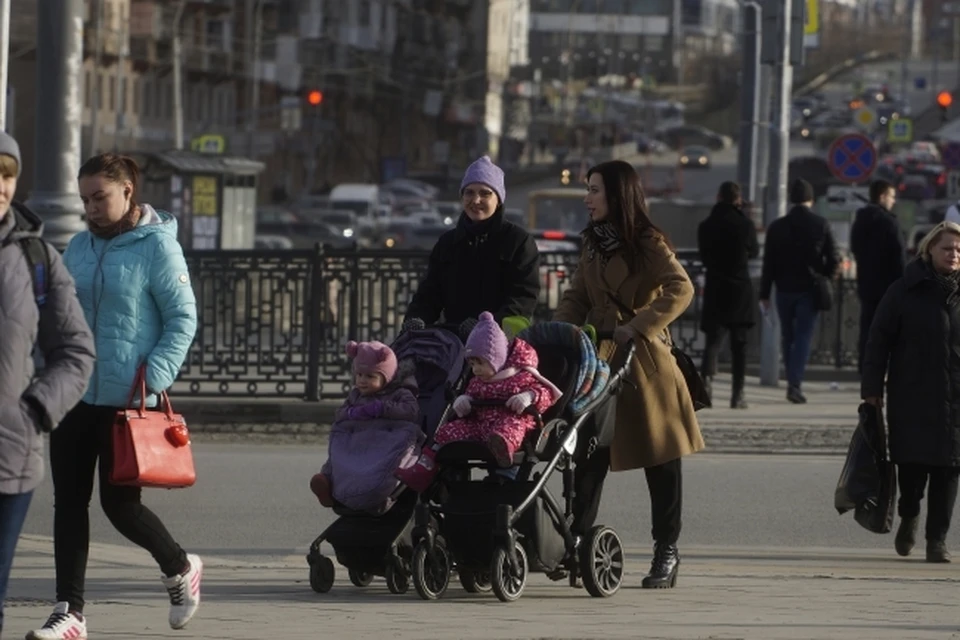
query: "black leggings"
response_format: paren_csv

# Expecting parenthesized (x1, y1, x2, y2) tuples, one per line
(572, 447, 683, 546)
(50, 402, 187, 612)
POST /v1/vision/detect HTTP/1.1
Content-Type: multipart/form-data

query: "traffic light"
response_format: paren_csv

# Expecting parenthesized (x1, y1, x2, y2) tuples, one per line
(938, 91, 952, 122)
(306, 89, 324, 106)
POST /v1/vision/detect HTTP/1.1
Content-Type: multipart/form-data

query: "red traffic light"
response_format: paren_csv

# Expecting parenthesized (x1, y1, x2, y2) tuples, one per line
(307, 90, 323, 106)
(938, 91, 953, 108)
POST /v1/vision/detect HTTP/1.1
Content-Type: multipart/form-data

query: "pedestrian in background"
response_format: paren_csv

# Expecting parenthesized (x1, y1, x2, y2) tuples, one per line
(403, 155, 539, 340)
(27, 153, 200, 640)
(862, 220, 960, 564)
(759, 178, 839, 404)
(697, 181, 759, 408)
(0, 133, 95, 640)
(850, 179, 904, 374)
(554, 160, 704, 589)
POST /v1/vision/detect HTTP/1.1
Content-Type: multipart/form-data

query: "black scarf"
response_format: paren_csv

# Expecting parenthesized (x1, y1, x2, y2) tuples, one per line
(582, 220, 622, 266)
(932, 266, 960, 305)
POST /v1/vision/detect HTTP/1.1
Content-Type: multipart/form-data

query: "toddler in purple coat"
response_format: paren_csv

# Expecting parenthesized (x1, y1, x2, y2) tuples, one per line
(310, 340, 422, 513)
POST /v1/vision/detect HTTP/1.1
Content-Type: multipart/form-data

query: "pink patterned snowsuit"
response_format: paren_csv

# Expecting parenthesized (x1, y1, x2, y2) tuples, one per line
(433, 338, 560, 458)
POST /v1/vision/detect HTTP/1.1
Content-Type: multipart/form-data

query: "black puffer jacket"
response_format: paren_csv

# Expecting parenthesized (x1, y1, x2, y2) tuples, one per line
(861, 259, 960, 467)
(404, 208, 540, 326)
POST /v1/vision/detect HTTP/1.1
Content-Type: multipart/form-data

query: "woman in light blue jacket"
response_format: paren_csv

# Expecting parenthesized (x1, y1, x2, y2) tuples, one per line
(27, 154, 201, 640)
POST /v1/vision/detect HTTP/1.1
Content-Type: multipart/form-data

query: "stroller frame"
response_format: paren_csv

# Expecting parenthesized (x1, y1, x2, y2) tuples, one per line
(409, 335, 636, 602)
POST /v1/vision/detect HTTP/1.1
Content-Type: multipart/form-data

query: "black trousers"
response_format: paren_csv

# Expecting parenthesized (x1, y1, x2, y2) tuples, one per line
(572, 447, 683, 546)
(858, 298, 880, 374)
(897, 464, 960, 543)
(701, 324, 748, 388)
(50, 402, 187, 612)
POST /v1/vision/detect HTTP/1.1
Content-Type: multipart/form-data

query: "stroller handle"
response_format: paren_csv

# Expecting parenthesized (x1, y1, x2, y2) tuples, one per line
(593, 331, 637, 387)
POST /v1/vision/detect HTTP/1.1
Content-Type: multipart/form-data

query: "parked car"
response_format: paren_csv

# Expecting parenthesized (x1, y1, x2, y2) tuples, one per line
(679, 145, 711, 169)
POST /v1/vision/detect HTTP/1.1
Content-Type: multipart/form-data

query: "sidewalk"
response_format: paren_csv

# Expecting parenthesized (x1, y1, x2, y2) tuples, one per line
(178, 374, 864, 455)
(7, 535, 957, 640)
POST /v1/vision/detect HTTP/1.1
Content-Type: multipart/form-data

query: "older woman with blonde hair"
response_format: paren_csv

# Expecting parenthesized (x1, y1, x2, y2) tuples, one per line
(862, 220, 960, 564)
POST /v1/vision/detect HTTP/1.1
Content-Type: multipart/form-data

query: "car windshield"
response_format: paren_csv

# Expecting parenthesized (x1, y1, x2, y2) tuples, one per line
(321, 212, 355, 226)
(330, 201, 369, 215)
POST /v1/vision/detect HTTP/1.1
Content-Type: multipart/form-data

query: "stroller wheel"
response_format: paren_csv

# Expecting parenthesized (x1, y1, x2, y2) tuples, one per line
(385, 561, 410, 595)
(412, 540, 451, 600)
(458, 569, 492, 593)
(579, 525, 624, 598)
(348, 568, 374, 588)
(491, 541, 528, 603)
(308, 555, 335, 593)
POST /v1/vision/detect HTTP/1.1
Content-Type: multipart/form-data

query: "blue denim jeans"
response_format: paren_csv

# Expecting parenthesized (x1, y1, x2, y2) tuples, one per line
(0, 490, 34, 633)
(775, 291, 819, 388)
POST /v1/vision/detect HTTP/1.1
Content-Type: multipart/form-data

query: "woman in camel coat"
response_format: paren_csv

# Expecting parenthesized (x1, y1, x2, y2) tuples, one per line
(553, 160, 704, 589)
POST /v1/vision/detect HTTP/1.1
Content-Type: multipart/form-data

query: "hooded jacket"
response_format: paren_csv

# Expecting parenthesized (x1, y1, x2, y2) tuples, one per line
(63, 205, 197, 407)
(0, 203, 95, 494)
(850, 203, 905, 303)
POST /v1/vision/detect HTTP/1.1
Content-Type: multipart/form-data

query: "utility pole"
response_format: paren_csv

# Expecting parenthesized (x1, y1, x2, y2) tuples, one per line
(247, 0, 264, 157)
(759, 0, 795, 387)
(113, 9, 127, 151)
(25, 0, 87, 249)
(737, 2, 762, 205)
(0, 0, 10, 131)
(172, 0, 187, 150)
(89, 0, 104, 154)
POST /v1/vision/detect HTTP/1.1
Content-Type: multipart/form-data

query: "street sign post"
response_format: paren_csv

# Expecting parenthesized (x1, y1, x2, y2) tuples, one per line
(887, 118, 913, 143)
(852, 106, 877, 132)
(942, 141, 960, 170)
(827, 133, 877, 184)
(825, 184, 869, 215)
(948, 171, 960, 200)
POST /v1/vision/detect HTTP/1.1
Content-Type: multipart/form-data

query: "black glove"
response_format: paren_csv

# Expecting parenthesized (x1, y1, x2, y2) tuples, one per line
(401, 317, 426, 334)
(458, 317, 479, 341)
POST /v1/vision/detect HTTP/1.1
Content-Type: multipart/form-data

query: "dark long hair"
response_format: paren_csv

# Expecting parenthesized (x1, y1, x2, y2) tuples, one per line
(586, 160, 671, 254)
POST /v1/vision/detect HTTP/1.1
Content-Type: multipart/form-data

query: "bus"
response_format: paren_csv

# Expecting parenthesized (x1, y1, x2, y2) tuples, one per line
(526, 188, 586, 231)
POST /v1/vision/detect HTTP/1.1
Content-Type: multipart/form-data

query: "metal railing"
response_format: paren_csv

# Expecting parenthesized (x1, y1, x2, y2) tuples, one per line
(173, 247, 861, 399)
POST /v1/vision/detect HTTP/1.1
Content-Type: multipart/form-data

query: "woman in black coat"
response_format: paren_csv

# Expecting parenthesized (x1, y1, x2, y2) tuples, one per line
(862, 220, 960, 563)
(403, 156, 540, 338)
(697, 182, 759, 408)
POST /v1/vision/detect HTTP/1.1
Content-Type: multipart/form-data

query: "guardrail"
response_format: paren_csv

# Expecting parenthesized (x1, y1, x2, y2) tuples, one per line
(171, 247, 861, 400)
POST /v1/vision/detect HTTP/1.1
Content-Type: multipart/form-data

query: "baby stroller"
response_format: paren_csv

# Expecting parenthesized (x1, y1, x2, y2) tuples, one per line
(408, 322, 635, 602)
(306, 325, 467, 594)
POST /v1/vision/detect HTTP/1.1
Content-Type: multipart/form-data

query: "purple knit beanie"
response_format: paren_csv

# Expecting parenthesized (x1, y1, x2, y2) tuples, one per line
(460, 155, 506, 205)
(345, 340, 398, 383)
(464, 311, 509, 371)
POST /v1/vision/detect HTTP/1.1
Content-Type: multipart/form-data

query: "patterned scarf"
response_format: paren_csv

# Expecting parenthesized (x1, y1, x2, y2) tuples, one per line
(932, 266, 960, 305)
(87, 205, 141, 239)
(582, 220, 622, 266)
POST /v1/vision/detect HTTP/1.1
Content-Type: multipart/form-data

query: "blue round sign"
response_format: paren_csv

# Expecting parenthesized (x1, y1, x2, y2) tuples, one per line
(827, 133, 877, 184)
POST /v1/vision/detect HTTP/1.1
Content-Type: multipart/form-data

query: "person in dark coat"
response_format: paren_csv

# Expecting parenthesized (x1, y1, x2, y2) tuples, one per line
(759, 178, 840, 404)
(0, 132, 95, 638)
(403, 156, 540, 339)
(850, 179, 905, 374)
(697, 181, 760, 408)
(862, 220, 960, 564)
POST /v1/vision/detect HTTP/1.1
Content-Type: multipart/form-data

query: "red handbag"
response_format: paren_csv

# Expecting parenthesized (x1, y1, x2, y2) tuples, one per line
(110, 366, 197, 489)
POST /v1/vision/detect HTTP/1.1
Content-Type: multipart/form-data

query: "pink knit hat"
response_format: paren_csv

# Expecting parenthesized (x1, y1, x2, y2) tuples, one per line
(464, 312, 509, 371)
(345, 340, 398, 383)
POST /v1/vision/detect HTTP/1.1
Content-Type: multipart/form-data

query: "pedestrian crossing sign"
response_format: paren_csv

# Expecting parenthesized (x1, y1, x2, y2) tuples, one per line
(887, 118, 913, 143)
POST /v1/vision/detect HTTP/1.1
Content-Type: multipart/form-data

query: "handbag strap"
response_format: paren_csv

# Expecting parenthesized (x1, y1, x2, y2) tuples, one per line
(124, 366, 176, 419)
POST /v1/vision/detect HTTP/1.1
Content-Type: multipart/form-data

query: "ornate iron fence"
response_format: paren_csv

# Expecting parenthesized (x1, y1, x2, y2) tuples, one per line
(172, 247, 861, 399)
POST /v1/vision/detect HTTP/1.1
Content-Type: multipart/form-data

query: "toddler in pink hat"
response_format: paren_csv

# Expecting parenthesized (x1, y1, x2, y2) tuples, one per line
(396, 312, 562, 492)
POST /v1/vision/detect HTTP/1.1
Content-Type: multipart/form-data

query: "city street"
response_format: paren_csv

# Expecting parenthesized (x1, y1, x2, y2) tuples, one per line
(7, 447, 959, 640)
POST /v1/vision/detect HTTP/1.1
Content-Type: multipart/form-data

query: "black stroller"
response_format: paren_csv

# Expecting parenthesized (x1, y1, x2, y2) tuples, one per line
(408, 322, 634, 602)
(306, 325, 467, 594)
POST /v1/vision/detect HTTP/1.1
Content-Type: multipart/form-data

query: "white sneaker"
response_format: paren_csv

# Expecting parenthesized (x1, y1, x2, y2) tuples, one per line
(161, 553, 203, 629)
(25, 602, 87, 640)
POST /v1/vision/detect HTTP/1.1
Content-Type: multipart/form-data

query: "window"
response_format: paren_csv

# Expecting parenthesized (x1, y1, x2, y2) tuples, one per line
(132, 78, 140, 115)
(84, 70, 91, 108)
(620, 34, 640, 51)
(143, 79, 153, 118)
(645, 36, 664, 52)
(120, 77, 127, 113)
(358, 0, 371, 27)
(108, 76, 115, 112)
(602, 0, 624, 13)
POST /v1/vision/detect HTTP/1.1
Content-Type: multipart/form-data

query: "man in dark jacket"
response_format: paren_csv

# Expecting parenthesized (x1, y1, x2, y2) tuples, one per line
(698, 181, 760, 408)
(850, 179, 905, 373)
(403, 156, 540, 338)
(759, 178, 840, 404)
(0, 131, 95, 636)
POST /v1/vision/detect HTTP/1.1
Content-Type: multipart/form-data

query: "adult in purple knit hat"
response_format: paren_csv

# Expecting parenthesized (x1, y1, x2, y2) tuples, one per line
(403, 155, 540, 341)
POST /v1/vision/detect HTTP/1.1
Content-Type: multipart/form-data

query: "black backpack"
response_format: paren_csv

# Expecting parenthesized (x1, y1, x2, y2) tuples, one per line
(19, 237, 51, 307)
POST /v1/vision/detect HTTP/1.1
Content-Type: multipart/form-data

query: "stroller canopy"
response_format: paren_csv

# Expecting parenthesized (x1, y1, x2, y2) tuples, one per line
(391, 327, 465, 392)
(517, 322, 610, 416)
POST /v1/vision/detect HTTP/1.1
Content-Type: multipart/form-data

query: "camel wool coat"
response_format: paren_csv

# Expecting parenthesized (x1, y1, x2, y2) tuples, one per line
(554, 231, 705, 471)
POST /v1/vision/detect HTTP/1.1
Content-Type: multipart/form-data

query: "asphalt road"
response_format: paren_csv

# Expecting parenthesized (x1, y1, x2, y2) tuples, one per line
(20, 446, 958, 564)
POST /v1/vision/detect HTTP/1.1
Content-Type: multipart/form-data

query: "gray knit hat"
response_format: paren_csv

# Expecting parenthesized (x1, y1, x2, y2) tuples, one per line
(0, 131, 21, 176)
(460, 155, 505, 205)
